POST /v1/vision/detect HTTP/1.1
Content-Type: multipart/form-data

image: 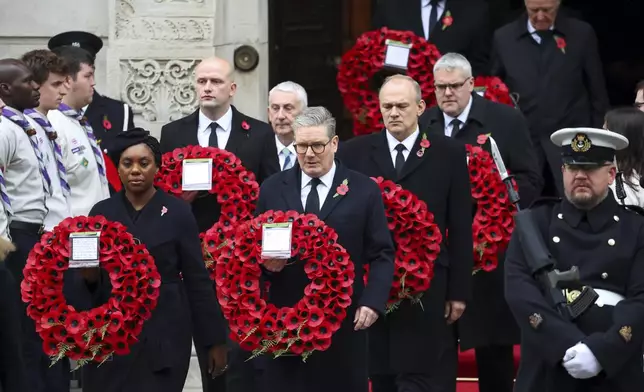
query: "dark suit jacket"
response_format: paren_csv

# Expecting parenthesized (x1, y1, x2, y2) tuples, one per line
(74, 190, 224, 392)
(159, 106, 279, 233)
(85, 90, 135, 150)
(491, 14, 609, 193)
(85, 91, 136, 194)
(256, 161, 394, 392)
(373, 0, 491, 75)
(422, 93, 540, 348)
(338, 130, 473, 373)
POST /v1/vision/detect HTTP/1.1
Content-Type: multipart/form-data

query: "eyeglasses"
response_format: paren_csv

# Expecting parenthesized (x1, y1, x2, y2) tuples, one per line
(294, 139, 332, 154)
(434, 78, 471, 93)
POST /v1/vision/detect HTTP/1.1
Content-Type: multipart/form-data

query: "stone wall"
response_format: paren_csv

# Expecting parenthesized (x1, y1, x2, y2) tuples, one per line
(0, 0, 270, 139)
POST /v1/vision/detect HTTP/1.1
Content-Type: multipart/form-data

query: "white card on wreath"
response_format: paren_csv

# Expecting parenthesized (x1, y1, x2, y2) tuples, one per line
(384, 39, 412, 70)
(182, 158, 213, 191)
(69, 232, 100, 268)
(261, 222, 292, 260)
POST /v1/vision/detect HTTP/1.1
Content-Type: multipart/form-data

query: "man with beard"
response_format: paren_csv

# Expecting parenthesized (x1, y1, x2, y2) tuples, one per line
(339, 74, 473, 391)
(159, 56, 278, 392)
(0, 59, 68, 392)
(505, 128, 644, 391)
(422, 53, 541, 392)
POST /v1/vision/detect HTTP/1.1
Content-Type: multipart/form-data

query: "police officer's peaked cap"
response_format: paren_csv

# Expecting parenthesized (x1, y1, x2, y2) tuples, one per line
(550, 127, 629, 166)
(48, 31, 103, 58)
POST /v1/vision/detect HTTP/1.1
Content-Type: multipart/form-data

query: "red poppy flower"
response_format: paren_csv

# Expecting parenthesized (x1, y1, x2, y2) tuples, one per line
(102, 116, 112, 130)
(206, 210, 353, 360)
(464, 144, 517, 272)
(474, 76, 514, 107)
(241, 121, 250, 130)
(337, 28, 440, 136)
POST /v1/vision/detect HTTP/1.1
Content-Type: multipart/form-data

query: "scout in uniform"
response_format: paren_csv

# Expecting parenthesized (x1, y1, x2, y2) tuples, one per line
(48, 30, 135, 194)
(0, 58, 69, 392)
(505, 127, 644, 391)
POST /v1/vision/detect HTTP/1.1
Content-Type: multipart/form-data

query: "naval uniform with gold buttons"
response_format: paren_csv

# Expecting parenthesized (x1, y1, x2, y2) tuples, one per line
(505, 127, 644, 391)
(507, 196, 644, 391)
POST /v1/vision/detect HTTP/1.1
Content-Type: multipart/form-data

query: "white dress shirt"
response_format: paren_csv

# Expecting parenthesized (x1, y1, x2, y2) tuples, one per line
(0, 116, 48, 239)
(276, 135, 296, 171)
(300, 162, 337, 211)
(443, 96, 473, 137)
(197, 107, 233, 149)
(385, 128, 419, 167)
(421, 0, 446, 39)
(47, 110, 110, 217)
(527, 20, 555, 44)
(25, 116, 72, 230)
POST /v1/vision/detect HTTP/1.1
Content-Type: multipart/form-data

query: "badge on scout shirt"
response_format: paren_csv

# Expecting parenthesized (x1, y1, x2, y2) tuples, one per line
(81, 157, 89, 168)
(619, 326, 632, 343)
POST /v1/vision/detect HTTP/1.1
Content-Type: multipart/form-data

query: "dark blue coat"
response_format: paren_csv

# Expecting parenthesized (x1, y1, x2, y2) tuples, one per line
(339, 130, 473, 374)
(505, 196, 644, 391)
(256, 161, 395, 392)
(75, 190, 225, 392)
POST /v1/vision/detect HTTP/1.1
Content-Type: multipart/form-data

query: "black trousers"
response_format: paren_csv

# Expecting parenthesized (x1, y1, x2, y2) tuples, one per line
(475, 345, 515, 392)
(196, 342, 264, 392)
(4, 227, 70, 392)
(371, 345, 458, 392)
(0, 263, 28, 392)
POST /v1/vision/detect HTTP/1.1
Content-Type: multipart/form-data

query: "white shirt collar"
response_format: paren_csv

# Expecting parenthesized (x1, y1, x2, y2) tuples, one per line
(198, 106, 233, 134)
(385, 127, 419, 153)
(301, 161, 337, 190)
(527, 20, 554, 34)
(422, 0, 445, 6)
(443, 95, 473, 127)
(275, 135, 296, 156)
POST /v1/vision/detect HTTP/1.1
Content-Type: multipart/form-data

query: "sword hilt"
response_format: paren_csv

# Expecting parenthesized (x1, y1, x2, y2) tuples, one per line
(502, 174, 521, 210)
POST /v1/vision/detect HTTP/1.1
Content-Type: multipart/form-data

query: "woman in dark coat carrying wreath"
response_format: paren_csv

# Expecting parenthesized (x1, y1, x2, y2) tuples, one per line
(72, 128, 228, 391)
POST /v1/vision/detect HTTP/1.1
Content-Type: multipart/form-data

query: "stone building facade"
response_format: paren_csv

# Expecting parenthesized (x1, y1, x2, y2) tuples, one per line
(0, 0, 270, 139)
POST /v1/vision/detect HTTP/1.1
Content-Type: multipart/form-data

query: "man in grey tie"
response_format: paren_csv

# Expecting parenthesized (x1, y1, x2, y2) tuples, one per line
(267, 81, 308, 171)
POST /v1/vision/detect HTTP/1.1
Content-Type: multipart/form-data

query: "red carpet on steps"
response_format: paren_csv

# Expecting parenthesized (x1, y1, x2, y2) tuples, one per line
(368, 345, 521, 392)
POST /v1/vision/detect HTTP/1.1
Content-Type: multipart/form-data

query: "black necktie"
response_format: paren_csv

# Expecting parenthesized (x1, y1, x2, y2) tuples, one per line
(450, 118, 462, 137)
(305, 178, 321, 215)
(536, 30, 554, 48)
(428, 0, 440, 37)
(208, 122, 219, 148)
(395, 143, 406, 177)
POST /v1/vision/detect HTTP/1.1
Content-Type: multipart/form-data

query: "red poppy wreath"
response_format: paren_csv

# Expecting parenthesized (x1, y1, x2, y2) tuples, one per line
(337, 28, 441, 136)
(21, 216, 160, 367)
(466, 135, 517, 273)
(153, 146, 260, 275)
(473, 76, 515, 107)
(203, 210, 355, 361)
(364, 177, 442, 312)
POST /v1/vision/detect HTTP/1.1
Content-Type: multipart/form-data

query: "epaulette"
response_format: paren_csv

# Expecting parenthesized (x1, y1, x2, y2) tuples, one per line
(623, 204, 644, 217)
(527, 197, 562, 210)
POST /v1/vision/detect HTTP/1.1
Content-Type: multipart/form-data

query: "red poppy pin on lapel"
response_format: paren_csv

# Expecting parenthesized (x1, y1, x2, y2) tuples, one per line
(241, 121, 250, 130)
(554, 35, 566, 54)
(333, 179, 349, 198)
(161, 206, 167, 216)
(442, 11, 453, 30)
(417, 133, 430, 157)
(103, 115, 112, 130)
